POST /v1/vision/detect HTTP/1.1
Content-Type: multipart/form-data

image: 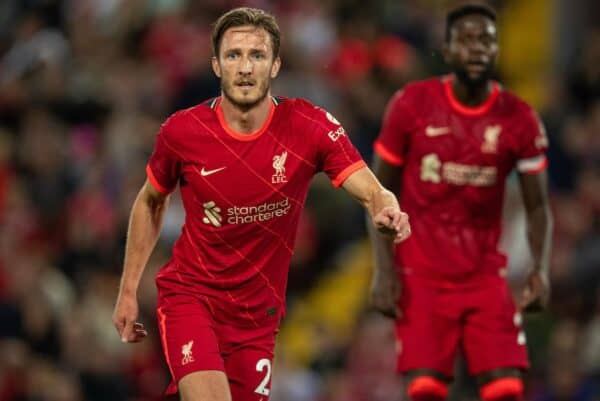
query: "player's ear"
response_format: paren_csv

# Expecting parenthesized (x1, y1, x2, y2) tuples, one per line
(442, 42, 451, 64)
(211, 56, 221, 78)
(270, 56, 281, 79)
(492, 40, 500, 64)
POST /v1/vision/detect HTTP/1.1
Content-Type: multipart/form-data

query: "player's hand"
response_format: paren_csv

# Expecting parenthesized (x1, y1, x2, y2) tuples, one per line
(373, 207, 411, 244)
(113, 293, 148, 343)
(520, 270, 550, 312)
(369, 269, 402, 319)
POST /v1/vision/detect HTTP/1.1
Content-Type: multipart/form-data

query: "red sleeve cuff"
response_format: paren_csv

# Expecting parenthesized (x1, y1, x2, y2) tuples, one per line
(374, 141, 404, 166)
(332, 160, 367, 188)
(146, 164, 174, 195)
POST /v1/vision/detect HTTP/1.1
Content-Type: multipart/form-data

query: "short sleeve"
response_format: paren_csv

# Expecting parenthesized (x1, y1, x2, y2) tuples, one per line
(515, 108, 549, 175)
(373, 88, 417, 166)
(146, 115, 182, 195)
(308, 105, 366, 187)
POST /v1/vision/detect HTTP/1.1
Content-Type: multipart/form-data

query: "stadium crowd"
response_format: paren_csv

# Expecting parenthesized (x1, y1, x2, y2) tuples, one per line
(0, 1, 598, 400)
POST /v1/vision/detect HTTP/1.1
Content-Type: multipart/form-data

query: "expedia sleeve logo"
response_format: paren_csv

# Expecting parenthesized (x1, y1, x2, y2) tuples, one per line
(327, 126, 346, 142)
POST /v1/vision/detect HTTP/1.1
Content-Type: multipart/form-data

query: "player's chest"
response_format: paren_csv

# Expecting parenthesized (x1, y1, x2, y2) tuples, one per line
(411, 114, 514, 166)
(177, 134, 315, 204)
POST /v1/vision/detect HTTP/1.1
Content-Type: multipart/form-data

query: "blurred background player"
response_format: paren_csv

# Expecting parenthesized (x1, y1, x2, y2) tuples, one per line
(369, 4, 552, 401)
(112, 7, 410, 401)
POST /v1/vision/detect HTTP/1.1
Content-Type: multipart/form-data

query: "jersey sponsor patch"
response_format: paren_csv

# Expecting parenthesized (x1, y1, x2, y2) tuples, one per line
(425, 125, 451, 137)
(420, 153, 497, 186)
(201, 199, 292, 227)
(202, 201, 222, 227)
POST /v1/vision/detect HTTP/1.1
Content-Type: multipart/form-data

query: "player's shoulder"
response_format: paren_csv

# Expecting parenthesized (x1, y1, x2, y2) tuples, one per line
(160, 99, 217, 136)
(283, 97, 342, 125)
(389, 77, 444, 105)
(496, 87, 537, 117)
(283, 97, 320, 114)
(404, 77, 445, 93)
(181, 97, 220, 120)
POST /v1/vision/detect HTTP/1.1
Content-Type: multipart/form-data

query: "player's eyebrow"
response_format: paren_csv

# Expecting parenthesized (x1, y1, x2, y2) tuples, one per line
(249, 48, 267, 55)
(223, 48, 242, 56)
(223, 47, 267, 56)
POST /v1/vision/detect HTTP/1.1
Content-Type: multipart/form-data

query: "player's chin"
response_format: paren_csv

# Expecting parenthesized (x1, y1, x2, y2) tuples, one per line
(457, 66, 491, 86)
(232, 91, 265, 108)
(467, 70, 492, 86)
(464, 72, 488, 86)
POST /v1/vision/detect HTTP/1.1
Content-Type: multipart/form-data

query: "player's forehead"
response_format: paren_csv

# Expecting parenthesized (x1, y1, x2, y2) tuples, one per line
(451, 14, 496, 37)
(220, 25, 272, 53)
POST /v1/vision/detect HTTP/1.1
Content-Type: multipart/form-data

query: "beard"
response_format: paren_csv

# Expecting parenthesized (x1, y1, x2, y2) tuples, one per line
(221, 78, 271, 112)
(454, 63, 494, 89)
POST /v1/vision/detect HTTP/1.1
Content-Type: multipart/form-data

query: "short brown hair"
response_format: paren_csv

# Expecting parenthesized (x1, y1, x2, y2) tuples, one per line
(211, 7, 281, 58)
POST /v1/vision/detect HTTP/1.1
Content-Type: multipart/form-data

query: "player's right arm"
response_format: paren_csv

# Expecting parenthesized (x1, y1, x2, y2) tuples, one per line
(113, 180, 169, 343)
(368, 88, 416, 318)
(367, 155, 403, 318)
(113, 113, 182, 343)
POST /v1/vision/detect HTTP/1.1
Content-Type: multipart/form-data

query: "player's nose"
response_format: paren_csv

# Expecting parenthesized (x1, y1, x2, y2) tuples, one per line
(239, 57, 253, 74)
(468, 40, 488, 55)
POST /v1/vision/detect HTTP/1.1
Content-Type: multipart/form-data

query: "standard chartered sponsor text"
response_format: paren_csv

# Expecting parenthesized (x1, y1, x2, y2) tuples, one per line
(227, 198, 291, 224)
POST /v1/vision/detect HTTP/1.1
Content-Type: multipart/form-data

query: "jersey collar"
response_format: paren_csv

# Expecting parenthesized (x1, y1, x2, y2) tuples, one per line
(215, 96, 277, 141)
(443, 75, 500, 116)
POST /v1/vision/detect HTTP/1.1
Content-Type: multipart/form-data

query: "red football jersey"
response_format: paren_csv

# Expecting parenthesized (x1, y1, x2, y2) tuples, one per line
(374, 76, 548, 283)
(147, 96, 365, 328)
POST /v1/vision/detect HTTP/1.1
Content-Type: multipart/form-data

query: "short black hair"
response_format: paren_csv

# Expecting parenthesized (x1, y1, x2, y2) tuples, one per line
(445, 3, 497, 42)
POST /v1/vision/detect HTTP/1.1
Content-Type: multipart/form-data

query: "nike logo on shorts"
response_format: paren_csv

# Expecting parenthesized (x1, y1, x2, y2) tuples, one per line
(200, 166, 226, 176)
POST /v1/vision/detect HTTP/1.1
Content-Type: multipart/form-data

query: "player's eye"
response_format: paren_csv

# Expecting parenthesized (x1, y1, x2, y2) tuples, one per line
(457, 34, 470, 44)
(480, 36, 496, 47)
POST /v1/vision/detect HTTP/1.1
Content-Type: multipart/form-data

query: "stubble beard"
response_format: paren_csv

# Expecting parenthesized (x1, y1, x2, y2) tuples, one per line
(454, 64, 494, 90)
(221, 78, 271, 113)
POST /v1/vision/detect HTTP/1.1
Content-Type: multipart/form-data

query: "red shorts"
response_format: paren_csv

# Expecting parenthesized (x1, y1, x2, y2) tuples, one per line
(395, 273, 528, 377)
(156, 291, 277, 401)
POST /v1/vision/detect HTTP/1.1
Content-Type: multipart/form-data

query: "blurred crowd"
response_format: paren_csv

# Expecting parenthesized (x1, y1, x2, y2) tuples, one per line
(0, 1, 598, 401)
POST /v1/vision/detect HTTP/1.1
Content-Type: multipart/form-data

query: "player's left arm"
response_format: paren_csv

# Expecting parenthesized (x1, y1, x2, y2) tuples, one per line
(518, 170, 553, 311)
(516, 107, 554, 312)
(341, 166, 410, 244)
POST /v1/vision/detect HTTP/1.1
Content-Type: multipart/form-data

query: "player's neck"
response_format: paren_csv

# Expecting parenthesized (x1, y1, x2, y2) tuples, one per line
(219, 94, 273, 134)
(451, 78, 493, 107)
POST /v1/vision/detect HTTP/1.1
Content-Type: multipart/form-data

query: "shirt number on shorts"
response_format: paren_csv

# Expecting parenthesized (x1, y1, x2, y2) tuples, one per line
(254, 358, 271, 396)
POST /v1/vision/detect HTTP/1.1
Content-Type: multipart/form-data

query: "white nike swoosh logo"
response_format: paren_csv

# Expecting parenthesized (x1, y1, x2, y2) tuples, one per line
(200, 167, 226, 176)
(425, 126, 451, 137)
